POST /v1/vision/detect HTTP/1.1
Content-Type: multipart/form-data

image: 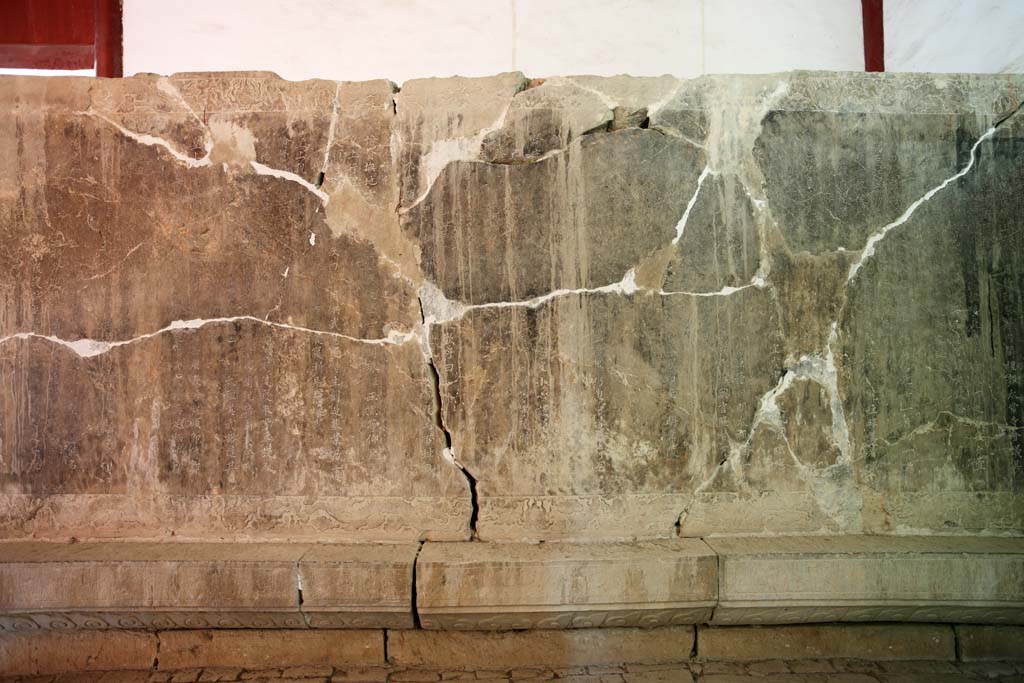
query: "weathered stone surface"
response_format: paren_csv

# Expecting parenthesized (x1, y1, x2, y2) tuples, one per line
(157, 630, 384, 669)
(0, 631, 156, 675)
(2, 70, 1024, 547)
(298, 544, 416, 629)
(707, 536, 1024, 624)
(416, 540, 716, 629)
(412, 72, 1024, 541)
(386, 627, 693, 668)
(0, 542, 416, 631)
(696, 624, 955, 661)
(0, 541, 304, 630)
(956, 625, 1024, 661)
(0, 72, 466, 543)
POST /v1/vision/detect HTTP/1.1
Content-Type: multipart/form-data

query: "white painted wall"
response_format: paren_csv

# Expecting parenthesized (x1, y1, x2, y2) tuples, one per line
(122, 0, 1024, 82)
(0, 68, 94, 77)
(122, 0, 861, 81)
(885, 0, 1024, 73)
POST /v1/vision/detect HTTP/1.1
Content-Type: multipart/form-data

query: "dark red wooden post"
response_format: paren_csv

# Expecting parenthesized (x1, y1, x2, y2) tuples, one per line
(0, 0, 96, 70)
(94, 0, 122, 77)
(861, 0, 885, 72)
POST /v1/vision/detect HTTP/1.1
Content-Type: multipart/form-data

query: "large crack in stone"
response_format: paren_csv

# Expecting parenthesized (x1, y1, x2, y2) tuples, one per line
(675, 101, 1024, 536)
(0, 316, 417, 357)
(4, 71, 1023, 543)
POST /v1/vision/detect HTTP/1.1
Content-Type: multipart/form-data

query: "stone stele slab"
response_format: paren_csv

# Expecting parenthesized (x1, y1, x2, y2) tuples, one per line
(416, 539, 717, 629)
(413, 72, 1024, 542)
(0, 72, 468, 544)
(2, 71, 1024, 546)
(0, 541, 416, 631)
(706, 535, 1024, 624)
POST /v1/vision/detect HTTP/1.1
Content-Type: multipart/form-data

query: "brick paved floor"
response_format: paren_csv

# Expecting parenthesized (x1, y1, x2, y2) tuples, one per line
(4, 660, 1024, 683)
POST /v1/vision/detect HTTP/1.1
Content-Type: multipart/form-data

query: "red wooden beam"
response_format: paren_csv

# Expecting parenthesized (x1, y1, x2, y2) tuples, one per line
(0, 43, 94, 69)
(0, 0, 95, 45)
(0, 0, 98, 70)
(861, 0, 885, 72)
(95, 0, 122, 77)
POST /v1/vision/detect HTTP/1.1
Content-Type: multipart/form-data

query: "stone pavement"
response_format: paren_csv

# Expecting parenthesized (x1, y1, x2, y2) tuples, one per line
(5, 660, 1024, 683)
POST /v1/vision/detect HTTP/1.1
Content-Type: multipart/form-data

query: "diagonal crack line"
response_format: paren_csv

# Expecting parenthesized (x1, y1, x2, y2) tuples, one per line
(847, 102, 1022, 283)
(83, 109, 330, 204)
(673, 454, 731, 536)
(672, 165, 713, 245)
(0, 316, 418, 358)
(84, 108, 212, 168)
(418, 296, 479, 541)
(250, 161, 330, 204)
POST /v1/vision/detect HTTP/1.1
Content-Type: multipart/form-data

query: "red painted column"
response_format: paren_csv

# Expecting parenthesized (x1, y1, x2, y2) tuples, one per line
(95, 0, 122, 77)
(861, 0, 885, 72)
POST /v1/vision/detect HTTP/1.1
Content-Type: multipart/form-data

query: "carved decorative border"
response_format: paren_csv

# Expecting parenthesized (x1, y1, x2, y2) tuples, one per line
(0, 611, 306, 632)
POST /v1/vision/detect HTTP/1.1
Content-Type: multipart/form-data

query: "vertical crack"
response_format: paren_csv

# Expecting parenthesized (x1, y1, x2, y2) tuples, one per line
(411, 540, 425, 630)
(707, 537, 722, 627)
(296, 546, 313, 627)
(153, 631, 161, 671)
(419, 297, 480, 541)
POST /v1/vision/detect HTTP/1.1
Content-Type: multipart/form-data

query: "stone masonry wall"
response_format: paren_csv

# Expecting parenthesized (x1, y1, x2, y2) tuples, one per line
(1, 71, 1022, 543)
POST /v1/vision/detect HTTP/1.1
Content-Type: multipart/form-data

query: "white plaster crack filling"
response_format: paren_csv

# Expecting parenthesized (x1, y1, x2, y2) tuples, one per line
(847, 118, 1008, 283)
(82, 108, 330, 205)
(671, 166, 713, 246)
(0, 317, 417, 358)
(419, 270, 641, 326)
(685, 107, 1023, 536)
(83, 109, 212, 169)
(398, 93, 523, 214)
(659, 276, 766, 298)
(250, 161, 330, 204)
(675, 90, 1023, 538)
